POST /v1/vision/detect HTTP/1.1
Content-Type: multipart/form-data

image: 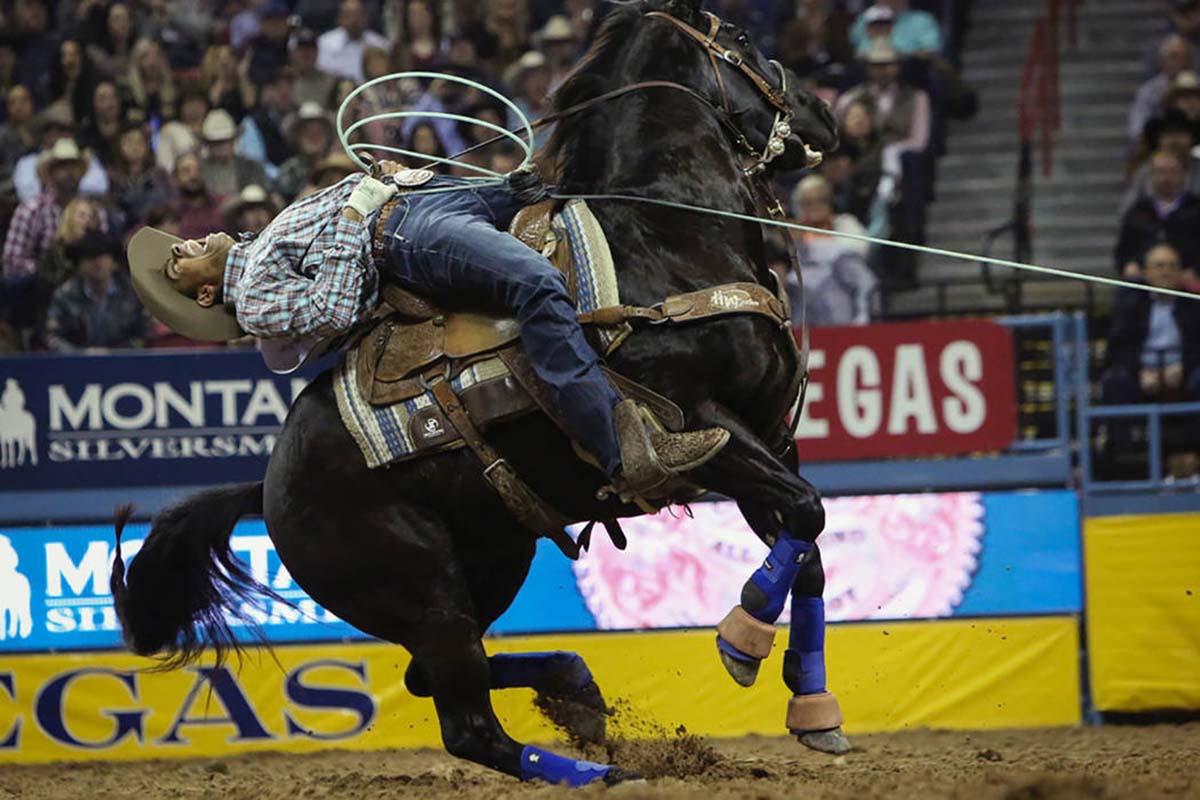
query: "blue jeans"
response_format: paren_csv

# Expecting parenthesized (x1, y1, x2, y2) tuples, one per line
(380, 176, 622, 474)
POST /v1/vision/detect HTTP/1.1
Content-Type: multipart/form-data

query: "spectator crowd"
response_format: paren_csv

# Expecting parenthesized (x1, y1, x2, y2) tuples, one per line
(0, 0, 973, 353)
(1108, 0, 1200, 480)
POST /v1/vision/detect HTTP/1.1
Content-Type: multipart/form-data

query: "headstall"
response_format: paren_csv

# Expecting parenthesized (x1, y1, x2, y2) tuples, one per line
(644, 11, 795, 176)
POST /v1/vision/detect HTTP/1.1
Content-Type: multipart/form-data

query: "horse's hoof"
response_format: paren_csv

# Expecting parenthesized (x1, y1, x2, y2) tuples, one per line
(718, 647, 761, 687)
(797, 726, 852, 755)
(603, 767, 645, 786)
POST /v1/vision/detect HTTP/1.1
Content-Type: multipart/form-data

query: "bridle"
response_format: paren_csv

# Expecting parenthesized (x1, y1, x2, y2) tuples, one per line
(644, 10, 795, 176)
(440, 10, 805, 180)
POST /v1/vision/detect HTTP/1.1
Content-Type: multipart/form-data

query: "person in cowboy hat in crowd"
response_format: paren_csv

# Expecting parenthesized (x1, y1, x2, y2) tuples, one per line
(45, 230, 149, 352)
(835, 40, 931, 179)
(300, 150, 358, 199)
(221, 184, 279, 237)
(505, 51, 552, 148)
(3, 138, 108, 281)
(534, 15, 580, 90)
(277, 101, 336, 202)
(1164, 69, 1200, 126)
(12, 105, 110, 203)
(127, 161, 730, 497)
(200, 109, 271, 198)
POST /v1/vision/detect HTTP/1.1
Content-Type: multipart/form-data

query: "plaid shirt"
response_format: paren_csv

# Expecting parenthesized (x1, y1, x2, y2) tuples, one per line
(2, 194, 108, 279)
(224, 175, 379, 339)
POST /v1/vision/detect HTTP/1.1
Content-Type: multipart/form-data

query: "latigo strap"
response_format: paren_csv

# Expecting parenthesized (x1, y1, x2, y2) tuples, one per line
(424, 368, 582, 558)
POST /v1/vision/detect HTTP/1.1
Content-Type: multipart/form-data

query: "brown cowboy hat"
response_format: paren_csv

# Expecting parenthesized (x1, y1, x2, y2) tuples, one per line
(309, 150, 359, 186)
(220, 184, 280, 225)
(127, 226, 244, 341)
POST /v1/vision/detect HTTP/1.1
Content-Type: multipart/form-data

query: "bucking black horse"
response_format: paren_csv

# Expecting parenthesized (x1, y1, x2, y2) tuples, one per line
(110, 0, 842, 786)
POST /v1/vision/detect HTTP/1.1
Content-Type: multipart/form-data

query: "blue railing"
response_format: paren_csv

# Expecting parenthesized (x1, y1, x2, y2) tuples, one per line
(1073, 313, 1200, 502)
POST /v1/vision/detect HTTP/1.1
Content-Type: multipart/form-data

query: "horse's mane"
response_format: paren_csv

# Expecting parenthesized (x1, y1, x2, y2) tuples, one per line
(538, 5, 646, 181)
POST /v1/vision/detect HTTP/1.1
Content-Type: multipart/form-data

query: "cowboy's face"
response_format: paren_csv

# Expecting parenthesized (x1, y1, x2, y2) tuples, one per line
(48, 160, 85, 196)
(166, 232, 233, 308)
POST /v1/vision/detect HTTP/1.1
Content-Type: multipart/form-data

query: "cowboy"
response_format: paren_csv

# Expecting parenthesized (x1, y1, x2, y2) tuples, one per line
(3, 138, 106, 280)
(128, 165, 729, 497)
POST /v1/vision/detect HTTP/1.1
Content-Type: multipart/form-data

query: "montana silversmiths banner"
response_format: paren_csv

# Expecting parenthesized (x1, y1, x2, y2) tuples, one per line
(0, 491, 1081, 654)
(0, 350, 320, 492)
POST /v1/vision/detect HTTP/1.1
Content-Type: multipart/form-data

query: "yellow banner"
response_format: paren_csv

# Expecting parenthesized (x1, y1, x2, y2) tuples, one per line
(0, 617, 1080, 764)
(1086, 512, 1200, 712)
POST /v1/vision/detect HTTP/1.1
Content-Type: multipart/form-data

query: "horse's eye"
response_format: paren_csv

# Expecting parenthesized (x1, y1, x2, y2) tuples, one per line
(736, 34, 750, 47)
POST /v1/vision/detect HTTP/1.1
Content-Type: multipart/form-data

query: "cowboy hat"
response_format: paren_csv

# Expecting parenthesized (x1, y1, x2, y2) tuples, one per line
(308, 150, 359, 186)
(36, 138, 91, 180)
(128, 226, 244, 341)
(221, 184, 279, 224)
(36, 104, 75, 135)
(201, 109, 238, 142)
(536, 15, 577, 44)
(503, 50, 548, 88)
(284, 100, 335, 147)
(1166, 70, 1200, 103)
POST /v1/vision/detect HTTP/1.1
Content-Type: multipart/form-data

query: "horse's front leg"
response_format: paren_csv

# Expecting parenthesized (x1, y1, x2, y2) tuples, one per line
(689, 402, 850, 755)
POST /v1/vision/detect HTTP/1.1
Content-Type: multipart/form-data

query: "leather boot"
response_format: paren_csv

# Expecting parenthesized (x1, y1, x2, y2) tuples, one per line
(611, 399, 730, 496)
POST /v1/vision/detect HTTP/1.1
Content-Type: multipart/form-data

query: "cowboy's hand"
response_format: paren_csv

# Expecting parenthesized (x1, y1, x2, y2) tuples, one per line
(345, 175, 399, 218)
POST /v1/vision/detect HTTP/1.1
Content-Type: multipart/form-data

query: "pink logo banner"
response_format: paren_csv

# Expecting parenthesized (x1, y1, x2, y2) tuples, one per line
(571, 493, 984, 630)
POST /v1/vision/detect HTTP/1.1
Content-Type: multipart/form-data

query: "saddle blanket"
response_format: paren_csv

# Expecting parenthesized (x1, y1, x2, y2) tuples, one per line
(334, 199, 619, 469)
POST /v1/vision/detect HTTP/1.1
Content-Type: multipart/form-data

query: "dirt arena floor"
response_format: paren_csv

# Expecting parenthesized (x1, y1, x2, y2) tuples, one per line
(3, 723, 1198, 800)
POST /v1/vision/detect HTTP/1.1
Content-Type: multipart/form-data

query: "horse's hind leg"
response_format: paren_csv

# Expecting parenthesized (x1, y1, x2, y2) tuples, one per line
(689, 401, 850, 755)
(406, 531, 608, 746)
(407, 651, 608, 745)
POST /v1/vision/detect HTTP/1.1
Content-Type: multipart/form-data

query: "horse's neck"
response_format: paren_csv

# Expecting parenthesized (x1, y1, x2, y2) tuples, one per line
(565, 102, 765, 295)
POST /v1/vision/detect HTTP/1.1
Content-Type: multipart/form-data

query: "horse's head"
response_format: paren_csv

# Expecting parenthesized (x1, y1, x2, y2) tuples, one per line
(638, 0, 839, 174)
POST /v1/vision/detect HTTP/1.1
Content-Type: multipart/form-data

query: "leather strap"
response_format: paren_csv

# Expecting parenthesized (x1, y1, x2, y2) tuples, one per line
(753, 178, 809, 449)
(578, 282, 788, 329)
(644, 11, 790, 113)
(425, 371, 581, 559)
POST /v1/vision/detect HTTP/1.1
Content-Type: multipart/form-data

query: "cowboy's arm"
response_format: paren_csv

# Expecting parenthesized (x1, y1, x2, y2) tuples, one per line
(235, 216, 375, 338)
(1, 202, 38, 279)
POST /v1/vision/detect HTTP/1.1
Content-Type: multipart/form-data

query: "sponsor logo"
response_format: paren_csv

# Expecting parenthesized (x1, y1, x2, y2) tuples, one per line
(0, 657, 376, 755)
(41, 377, 307, 465)
(0, 523, 351, 651)
(0, 378, 37, 469)
(422, 416, 446, 439)
(709, 288, 760, 311)
(0, 536, 33, 641)
(571, 495, 983, 628)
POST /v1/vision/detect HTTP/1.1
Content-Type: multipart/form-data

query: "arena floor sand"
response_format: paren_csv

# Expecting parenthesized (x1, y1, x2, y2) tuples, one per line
(3, 724, 1198, 800)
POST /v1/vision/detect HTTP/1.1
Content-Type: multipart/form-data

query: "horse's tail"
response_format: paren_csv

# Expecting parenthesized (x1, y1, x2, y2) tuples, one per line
(110, 483, 269, 669)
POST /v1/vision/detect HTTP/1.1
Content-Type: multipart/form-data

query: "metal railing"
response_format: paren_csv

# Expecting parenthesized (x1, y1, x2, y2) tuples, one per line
(1074, 313, 1200, 494)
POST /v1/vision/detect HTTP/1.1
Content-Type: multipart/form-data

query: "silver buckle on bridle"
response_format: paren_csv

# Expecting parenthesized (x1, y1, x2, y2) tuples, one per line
(744, 60, 793, 176)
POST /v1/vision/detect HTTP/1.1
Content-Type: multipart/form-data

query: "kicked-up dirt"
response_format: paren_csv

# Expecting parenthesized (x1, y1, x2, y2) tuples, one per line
(2, 723, 1198, 799)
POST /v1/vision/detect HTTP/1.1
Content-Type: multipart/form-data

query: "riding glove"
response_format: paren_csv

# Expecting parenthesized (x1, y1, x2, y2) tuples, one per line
(345, 176, 399, 218)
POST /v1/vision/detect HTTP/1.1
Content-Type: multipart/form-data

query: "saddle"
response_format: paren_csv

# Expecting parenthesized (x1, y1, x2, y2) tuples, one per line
(342, 199, 794, 557)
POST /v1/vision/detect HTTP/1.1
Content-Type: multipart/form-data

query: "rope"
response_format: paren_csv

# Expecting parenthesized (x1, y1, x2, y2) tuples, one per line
(550, 192, 1199, 302)
(337, 72, 1192, 303)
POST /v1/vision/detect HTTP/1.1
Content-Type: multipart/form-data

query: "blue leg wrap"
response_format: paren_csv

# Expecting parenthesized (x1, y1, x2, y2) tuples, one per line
(520, 745, 611, 786)
(783, 597, 827, 695)
(745, 537, 813, 624)
(490, 652, 592, 693)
